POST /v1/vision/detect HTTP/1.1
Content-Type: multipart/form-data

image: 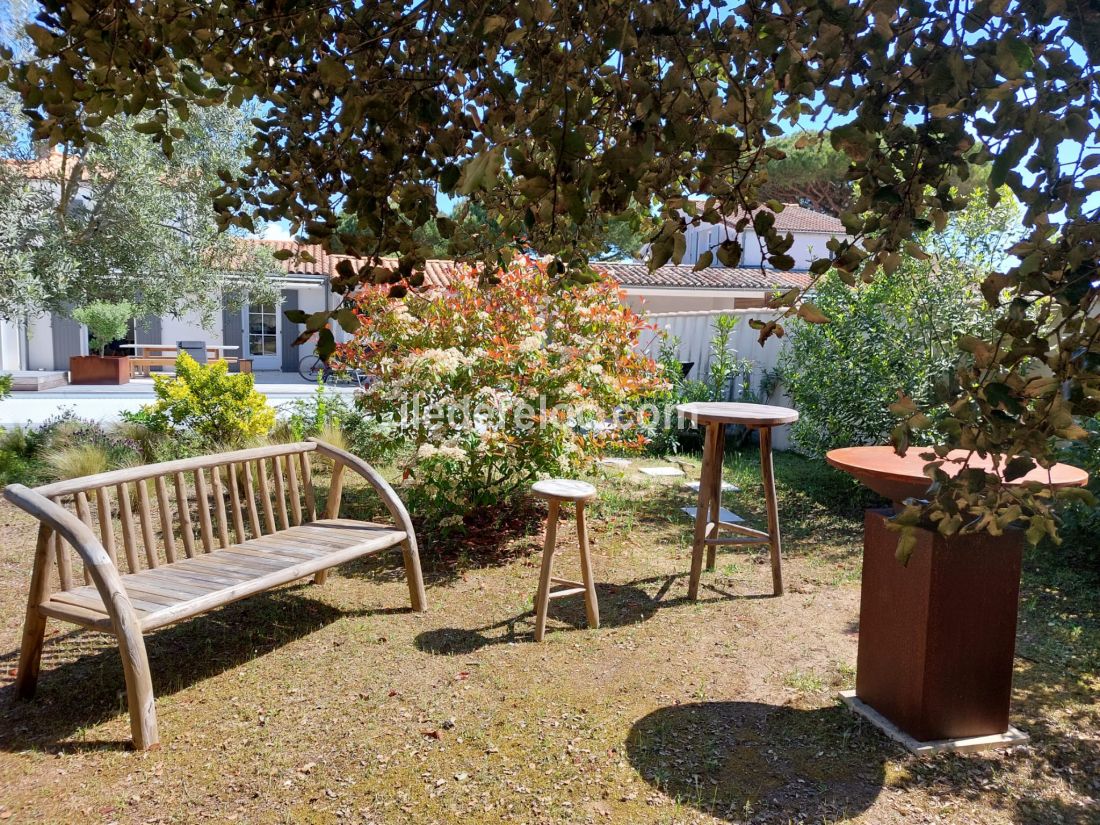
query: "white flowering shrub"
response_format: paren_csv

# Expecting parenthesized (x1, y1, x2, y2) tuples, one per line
(334, 256, 666, 522)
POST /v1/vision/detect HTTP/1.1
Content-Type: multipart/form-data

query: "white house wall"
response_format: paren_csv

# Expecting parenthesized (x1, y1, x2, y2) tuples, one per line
(740, 230, 834, 270)
(160, 309, 221, 348)
(0, 320, 22, 370)
(636, 307, 793, 449)
(25, 314, 55, 370)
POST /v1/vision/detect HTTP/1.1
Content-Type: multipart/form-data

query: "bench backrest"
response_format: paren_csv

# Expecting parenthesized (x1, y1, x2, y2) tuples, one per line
(28, 442, 325, 593)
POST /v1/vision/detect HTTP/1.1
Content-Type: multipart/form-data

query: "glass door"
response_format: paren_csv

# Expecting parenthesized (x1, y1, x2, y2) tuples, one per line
(244, 302, 280, 370)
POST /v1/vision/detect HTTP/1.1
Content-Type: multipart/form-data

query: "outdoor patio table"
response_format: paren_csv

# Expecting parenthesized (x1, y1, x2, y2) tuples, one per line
(676, 401, 799, 599)
(119, 343, 240, 358)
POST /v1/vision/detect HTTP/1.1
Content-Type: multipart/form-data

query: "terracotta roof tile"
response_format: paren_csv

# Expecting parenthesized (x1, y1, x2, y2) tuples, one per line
(592, 262, 811, 290)
(247, 239, 808, 292)
(685, 200, 844, 234)
(2, 149, 92, 181)
(250, 239, 457, 288)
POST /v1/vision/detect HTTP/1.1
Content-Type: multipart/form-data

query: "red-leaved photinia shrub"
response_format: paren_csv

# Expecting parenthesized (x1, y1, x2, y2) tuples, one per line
(333, 255, 667, 523)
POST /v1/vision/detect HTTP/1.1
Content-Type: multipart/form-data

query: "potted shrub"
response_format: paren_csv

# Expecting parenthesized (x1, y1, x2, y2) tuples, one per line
(69, 301, 133, 385)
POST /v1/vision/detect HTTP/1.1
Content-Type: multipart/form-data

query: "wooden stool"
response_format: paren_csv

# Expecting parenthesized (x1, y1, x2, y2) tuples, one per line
(531, 479, 600, 642)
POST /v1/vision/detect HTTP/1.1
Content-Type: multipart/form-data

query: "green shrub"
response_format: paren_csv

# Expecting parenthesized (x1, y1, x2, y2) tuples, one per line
(71, 301, 133, 355)
(0, 373, 11, 398)
(779, 269, 989, 457)
(645, 315, 758, 454)
(778, 188, 1018, 458)
(142, 353, 275, 447)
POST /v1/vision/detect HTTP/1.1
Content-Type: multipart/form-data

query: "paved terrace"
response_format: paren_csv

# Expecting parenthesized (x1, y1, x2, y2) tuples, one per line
(0, 372, 358, 426)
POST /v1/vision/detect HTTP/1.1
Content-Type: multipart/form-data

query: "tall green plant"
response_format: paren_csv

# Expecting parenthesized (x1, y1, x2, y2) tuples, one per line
(706, 315, 755, 404)
(780, 191, 1016, 457)
(647, 315, 758, 454)
(71, 300, 132, 356)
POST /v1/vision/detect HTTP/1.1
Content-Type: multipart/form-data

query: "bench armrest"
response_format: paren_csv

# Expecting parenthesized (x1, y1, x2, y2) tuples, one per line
(3, 484, 144, 635)
(307, 439, 417, 540)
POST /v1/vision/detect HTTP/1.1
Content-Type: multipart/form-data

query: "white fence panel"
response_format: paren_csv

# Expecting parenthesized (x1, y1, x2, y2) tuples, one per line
(638, 308, 786, 387)
(638, 309, 794, 449)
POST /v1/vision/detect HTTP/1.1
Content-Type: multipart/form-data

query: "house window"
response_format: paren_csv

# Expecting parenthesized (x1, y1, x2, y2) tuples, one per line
(247, 303, 277, 356)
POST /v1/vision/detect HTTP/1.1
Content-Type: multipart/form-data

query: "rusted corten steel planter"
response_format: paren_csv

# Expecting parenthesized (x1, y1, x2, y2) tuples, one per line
(858, 509, 1024, 740)
(69, 355, 130, 385)
(826, 446, 1088, 748)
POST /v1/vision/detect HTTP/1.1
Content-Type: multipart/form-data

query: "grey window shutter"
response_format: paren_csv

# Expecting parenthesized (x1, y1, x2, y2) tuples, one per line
(51, 311, 87, 369)
(222, 297, 243, 354)
(135, 314, 162, 344)
(280, 289, 299, 372)
(134, 314, 163, 369)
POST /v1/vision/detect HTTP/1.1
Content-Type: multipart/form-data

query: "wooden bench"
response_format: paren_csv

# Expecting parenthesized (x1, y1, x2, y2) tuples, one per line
(4, 439, 427, 750)
(130, 356, 247, 377)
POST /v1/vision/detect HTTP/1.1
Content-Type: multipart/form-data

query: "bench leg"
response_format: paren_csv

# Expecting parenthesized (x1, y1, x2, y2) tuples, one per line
(116, 627, 159, 750)
(313, 570, 328, 585)
(401, 538, 428, 612)
(14, 610, 47, 700)
(14, 524, 53, 700)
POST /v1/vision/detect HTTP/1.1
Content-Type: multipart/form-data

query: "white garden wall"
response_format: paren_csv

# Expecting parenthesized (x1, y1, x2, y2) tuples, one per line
(637, 308, 794, 449)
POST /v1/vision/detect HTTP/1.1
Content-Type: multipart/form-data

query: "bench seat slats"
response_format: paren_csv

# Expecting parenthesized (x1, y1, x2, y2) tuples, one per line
(37, 519, 406, 632)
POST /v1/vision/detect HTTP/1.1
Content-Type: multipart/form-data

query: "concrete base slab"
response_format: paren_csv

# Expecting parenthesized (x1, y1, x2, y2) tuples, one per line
(683, 480, 739, 493)
(839, 690, 1029, 755)
(598, 458, 631, 469)
(639, 466, 684, 477)
(681, 506, 743, 524)
(7, 371, 68, 391)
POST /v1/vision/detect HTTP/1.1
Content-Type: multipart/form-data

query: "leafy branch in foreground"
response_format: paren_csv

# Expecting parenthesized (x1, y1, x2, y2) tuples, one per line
(5, 0, 1099, 543)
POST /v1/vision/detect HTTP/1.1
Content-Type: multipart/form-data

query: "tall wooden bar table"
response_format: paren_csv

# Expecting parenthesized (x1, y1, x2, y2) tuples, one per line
(676, 402, 799, 599)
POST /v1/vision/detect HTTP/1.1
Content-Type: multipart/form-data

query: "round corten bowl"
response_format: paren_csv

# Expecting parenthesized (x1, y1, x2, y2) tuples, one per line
(825, 445, 1089, 509)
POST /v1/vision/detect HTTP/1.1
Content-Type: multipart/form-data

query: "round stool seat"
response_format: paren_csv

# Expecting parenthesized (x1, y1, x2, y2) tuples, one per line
(531, 478, 597, 502)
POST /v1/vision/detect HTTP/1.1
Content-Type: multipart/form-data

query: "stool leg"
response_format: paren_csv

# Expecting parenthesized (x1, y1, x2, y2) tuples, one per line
(759, 426, 784, 596)
(575, 501, 600, 630)
(705, 424, 726, 571)
(534, 499, 560, 642)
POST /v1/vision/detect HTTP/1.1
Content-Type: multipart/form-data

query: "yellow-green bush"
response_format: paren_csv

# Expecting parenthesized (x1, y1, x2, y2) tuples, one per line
(143, 353, 275, 447)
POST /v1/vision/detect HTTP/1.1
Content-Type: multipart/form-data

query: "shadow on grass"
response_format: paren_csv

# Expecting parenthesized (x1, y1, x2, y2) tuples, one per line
(626, 701, 887, 823)
(0, 585, 384, 753)
(415, 573, 772, 655)
(883, 549, 1100, 825)
(338, 484, 547, 588)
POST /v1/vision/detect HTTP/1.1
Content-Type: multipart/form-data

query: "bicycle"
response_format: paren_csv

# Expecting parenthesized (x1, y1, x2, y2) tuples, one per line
(297, 354, 370, 387)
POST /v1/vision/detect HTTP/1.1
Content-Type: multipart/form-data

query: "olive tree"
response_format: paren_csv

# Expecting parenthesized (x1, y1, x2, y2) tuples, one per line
(5, 0, 1099, 548)
(0, 3, 276, 323)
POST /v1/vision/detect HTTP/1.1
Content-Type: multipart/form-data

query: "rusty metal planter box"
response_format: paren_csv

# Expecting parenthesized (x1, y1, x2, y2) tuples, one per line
(856, 509, 1024, 742)
(69, 355, 130, 385)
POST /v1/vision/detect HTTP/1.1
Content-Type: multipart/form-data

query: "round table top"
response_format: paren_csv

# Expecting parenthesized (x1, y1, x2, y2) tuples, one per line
(826, 446, 1089, 489)
(676, 401, 799, 427)
(531, 478, 598, 502)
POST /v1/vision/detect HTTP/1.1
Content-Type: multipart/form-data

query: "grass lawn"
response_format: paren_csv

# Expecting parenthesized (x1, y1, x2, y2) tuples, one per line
(0, 448, 1096, 823)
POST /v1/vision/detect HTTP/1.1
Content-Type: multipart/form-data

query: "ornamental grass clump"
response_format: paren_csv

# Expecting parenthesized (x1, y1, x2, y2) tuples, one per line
(334, 256, 666, 523)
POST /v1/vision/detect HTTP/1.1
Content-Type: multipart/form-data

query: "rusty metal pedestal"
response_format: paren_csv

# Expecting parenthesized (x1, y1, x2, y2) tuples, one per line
(845, 510, 1030, 754)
